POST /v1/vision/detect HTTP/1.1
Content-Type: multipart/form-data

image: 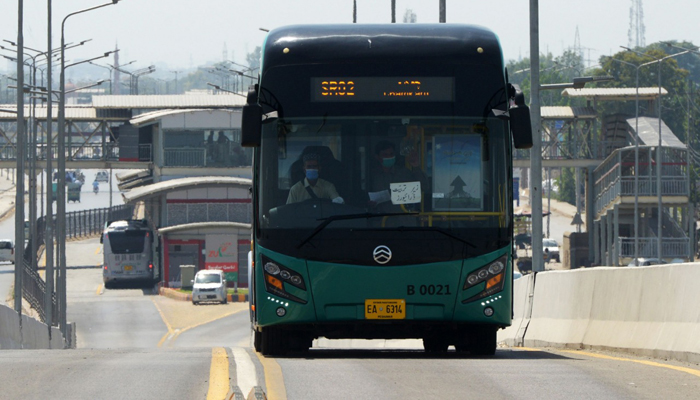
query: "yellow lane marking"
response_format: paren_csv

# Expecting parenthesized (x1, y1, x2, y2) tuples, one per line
(255, 350, 288, 400)
(94, 246, 100, 255)
(95, 284, 103, 296)
(152, 298, 244, 348)
(152, 299, 175, 348)
(166, 309, 244, 346)
(206, 347, 230, 400)
(513, 346, 542, 352)
(561, 350, 700, 379)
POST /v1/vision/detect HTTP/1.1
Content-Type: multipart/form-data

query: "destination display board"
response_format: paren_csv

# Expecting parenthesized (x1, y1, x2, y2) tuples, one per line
(311, 77, 454, 102)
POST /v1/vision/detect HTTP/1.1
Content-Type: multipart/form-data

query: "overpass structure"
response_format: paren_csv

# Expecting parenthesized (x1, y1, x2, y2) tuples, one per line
(0, 94, 245, 169)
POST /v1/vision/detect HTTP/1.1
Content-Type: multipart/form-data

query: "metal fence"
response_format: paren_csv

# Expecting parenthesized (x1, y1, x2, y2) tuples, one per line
(164, 148, 206, 167)
(21, 259, 58, 325)
(618, 237, 690, 259)
(0, 143, 153, 162)
(22, 204, 134, 325)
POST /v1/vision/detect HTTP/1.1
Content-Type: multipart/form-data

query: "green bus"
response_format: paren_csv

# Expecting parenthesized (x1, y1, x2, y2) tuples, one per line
(242, 24, 532, 356)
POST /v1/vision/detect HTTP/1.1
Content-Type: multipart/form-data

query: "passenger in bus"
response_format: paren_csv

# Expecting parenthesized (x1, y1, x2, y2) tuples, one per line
(286, 152, 345, 204)
(369, 140, 427, 214)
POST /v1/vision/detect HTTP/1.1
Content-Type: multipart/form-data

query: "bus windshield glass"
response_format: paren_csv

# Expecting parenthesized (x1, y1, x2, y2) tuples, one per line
(195, 274, 222, 284)
(258, 116, 510, 251)
(107, 231, 147, 254)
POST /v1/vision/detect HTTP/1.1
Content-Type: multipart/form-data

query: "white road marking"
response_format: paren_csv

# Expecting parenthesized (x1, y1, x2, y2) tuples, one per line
(232, 347, 258, 396)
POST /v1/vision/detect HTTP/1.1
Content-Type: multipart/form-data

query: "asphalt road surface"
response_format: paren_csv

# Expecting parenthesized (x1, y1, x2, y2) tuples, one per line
(2, 187, 700, 399)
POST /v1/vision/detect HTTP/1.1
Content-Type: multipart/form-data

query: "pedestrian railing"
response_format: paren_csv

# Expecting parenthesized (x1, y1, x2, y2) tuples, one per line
(22, 204, 135, 325)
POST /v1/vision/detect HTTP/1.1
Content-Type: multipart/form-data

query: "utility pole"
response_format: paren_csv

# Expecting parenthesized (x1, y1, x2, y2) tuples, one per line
(353, 0, 356, 23)
(15, 0, 25, 317)
(439, 0, 446, 23)
(530, 0, 544, 272)
(45, 0, 55, 333)
(391, 0, 395, 23)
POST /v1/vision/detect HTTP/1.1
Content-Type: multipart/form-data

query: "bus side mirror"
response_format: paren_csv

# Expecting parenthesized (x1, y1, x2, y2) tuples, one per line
(508, 83, 533, 150)
(510, 105, 533, 149)
(241, 85, 261, 147)
(100, 234, 104, 244)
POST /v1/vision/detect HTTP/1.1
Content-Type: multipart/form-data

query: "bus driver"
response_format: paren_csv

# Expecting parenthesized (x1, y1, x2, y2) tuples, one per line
(286, 152, 345, 204)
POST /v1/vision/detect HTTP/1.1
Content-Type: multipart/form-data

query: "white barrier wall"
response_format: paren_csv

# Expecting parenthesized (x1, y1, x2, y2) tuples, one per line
(0, 304, 65, 349)
(524, 264, 700, 363)
(497, 273, 534, 346)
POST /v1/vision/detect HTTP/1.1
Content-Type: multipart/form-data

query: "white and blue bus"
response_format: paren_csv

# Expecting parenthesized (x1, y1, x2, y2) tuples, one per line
(102, 219, 154, 288)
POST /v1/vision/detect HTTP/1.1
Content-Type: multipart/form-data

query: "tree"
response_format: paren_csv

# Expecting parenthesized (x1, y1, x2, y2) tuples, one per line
(246, 47, 262, 72)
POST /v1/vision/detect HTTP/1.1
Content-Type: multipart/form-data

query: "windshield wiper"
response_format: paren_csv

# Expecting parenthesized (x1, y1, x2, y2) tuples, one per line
(296, 212, 417, 249)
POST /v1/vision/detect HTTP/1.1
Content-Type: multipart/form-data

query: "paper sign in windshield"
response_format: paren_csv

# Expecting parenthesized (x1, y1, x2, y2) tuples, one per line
(390, 181, 421, 205)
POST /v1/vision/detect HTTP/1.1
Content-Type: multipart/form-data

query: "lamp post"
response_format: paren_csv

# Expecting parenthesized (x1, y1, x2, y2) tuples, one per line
(170, 70, 181, 94)
(58, 0, 120, 337)
(206, 82, 247, 98)
(14, 0, 25, 317)
(607, 56, 643, 265)
(622, 47, 691, 261)
(132, 65, 155, 95)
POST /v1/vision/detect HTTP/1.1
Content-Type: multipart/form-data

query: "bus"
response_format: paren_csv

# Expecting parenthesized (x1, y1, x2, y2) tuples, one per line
(242, 24, 532, 356)
(102, 219, 155, 288)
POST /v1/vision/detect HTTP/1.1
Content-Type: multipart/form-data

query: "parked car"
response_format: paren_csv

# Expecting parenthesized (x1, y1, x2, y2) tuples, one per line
(95, 170, 109, 183)
(191, 269, 227, 305)
(627, 258, 665, 267)
(0, 239, 14, 264)
(543, 238, 560, 262)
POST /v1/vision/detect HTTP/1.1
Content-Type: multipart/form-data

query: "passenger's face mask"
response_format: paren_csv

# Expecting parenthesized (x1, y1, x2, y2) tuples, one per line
(305, 169, 319, 180)
(382, 157, 396, 168)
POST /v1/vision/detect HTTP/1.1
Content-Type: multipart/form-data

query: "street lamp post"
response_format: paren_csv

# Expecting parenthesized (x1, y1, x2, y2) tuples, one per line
(623, 47, 692, 261)
(607, 56, 642, 265)
(58, 0, 119, 337)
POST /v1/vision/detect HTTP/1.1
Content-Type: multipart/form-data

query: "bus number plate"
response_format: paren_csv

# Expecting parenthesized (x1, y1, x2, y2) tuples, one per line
(124, 265, 133, 271)
(365, 299, 405, 320)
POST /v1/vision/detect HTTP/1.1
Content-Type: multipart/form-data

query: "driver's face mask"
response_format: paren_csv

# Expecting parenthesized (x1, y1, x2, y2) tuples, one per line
(382, 157, 396, 168)
(305, 169, 319, 180)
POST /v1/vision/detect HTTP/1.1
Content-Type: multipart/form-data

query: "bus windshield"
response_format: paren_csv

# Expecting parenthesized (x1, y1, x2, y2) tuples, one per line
(258, 115, 510, 254)
(107, 231, 147, 254)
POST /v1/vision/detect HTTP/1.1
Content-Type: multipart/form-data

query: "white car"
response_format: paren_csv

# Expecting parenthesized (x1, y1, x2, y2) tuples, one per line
(191, 269, 228, 305)
(95, 171, 109, 183)
(627, 258, 664, 267)
(543, 238, 560, 263)
(0, 240, 15, 263)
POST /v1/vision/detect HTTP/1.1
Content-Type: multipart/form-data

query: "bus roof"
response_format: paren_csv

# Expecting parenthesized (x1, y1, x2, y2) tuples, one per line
(105, 219, 150, 232)
(263, 24, 503, 72)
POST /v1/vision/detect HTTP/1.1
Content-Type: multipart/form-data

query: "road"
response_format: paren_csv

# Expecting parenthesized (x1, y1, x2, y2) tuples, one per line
(2, 189, 700, 399)
(0, 169, 124, 308)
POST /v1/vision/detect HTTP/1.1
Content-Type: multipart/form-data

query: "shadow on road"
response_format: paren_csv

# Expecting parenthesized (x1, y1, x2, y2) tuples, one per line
(277, 347, 572, 361)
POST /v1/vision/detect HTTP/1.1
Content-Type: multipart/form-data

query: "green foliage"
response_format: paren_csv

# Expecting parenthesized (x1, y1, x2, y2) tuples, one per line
(556, 167, 576, 205)
(597, 46, 692, 143)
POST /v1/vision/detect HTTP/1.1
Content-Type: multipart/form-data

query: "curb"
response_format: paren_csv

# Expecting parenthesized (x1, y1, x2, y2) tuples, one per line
(158, 287, 248, 303)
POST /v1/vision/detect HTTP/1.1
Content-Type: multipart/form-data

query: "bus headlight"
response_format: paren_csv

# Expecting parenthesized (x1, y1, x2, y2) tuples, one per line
(261, 256, 307, 304)
(462, 255, 507, 304)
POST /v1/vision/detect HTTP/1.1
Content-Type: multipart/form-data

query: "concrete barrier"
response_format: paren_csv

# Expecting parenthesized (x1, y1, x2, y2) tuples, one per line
(524, 264, 700, 363)
(498, 272, 535, 346)
(0, 304, 66, 349)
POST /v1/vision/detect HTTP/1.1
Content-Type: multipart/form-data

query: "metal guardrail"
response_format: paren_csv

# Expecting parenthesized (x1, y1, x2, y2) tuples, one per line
(164, 148, 206, 167)
(22, 204, 134, 325)
(21, 259, 58, 325)
(0, 143, 153, 162)
(618, 237, 690, 259)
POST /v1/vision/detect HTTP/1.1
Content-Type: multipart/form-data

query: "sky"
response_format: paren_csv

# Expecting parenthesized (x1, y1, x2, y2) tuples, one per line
(1, 0, 698, 79)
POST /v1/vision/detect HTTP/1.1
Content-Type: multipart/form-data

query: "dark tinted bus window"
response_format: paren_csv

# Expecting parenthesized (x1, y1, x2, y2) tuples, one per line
(108, 231, 147, 254)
